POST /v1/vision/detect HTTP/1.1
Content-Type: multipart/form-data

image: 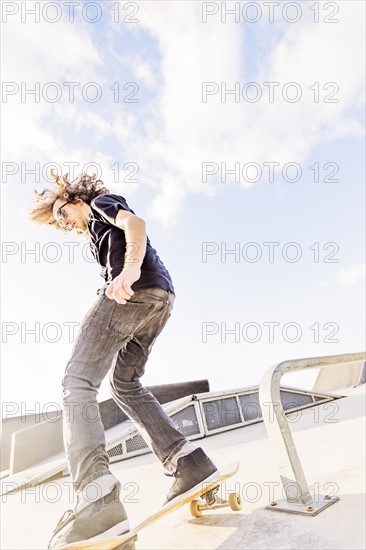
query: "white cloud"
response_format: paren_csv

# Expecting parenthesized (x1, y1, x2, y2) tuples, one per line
(337, 263, 365, 287)
(52, 103, 113, 137)
(2, 1, 364, 227)
(105, 1, 365, 225)
(108, 48, 158, 90)
(2, 11, 102, 162)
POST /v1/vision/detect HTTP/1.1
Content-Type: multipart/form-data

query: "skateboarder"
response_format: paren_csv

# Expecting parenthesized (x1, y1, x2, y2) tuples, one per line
(28, 171, 218, 549)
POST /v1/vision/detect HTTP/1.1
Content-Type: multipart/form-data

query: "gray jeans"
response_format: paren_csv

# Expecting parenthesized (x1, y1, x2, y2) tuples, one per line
(62, 287, 187, 492)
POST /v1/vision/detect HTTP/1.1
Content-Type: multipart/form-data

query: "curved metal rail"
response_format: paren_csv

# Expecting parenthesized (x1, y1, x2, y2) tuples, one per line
(258, 351, 365, 515)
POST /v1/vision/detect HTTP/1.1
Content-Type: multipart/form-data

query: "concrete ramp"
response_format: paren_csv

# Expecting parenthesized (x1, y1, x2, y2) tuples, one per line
(1, 385, 364, 549)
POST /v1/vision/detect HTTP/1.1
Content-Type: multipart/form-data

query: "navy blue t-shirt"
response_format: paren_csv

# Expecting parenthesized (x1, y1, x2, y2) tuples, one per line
(87, 194, 175, 295)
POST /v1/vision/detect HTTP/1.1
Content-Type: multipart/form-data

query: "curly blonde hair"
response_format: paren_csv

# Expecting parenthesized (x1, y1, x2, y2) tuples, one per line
(28, 170, 109, 232)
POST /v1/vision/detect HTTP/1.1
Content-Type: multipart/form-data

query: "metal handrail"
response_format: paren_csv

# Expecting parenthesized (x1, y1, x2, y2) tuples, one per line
(258, 351, 365, 515)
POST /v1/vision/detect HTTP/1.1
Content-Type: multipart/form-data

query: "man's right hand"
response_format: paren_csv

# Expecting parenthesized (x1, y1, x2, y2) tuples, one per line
(105, 267, 141, 304)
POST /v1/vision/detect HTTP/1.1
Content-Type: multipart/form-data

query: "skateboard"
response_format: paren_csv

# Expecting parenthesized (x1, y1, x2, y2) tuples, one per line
(61, 461, 241, 550)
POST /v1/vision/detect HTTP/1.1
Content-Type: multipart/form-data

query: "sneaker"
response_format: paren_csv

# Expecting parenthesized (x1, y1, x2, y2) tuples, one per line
(163, 447, 219, 505)
(48, 475, 130, 549)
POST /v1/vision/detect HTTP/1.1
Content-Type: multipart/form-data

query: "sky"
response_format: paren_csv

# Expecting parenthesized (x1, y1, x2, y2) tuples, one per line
(1, 0, 365, 419)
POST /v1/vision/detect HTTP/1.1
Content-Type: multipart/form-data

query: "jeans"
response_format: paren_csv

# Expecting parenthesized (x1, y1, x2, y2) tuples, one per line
(62, 286, 187, 492)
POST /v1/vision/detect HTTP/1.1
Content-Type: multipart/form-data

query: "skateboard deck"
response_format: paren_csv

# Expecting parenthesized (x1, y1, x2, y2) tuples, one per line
(61, 461, 240, 550)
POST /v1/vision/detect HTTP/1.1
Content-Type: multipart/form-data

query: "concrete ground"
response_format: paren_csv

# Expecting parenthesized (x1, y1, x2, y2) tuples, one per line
(1, 386, 365, 550)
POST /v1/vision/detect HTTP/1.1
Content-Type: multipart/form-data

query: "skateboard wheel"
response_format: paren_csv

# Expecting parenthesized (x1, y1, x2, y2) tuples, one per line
(229, 492, 242, 511)
(190, 499, 203, 517)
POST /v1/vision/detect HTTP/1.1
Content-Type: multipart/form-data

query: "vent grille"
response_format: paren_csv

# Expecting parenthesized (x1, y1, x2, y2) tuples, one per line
(239, 393, 262, 421)
(107, 443, 123, 458)
(171, 405, 200, 436)
(280, 390, 313, 410)
(126, 434, 148, 453)
(203, 397, 241, 431)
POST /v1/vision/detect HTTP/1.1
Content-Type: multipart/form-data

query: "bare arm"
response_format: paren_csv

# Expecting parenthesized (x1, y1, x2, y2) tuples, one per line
(120, 215, 147, 270)
(105, 210, 147, 304)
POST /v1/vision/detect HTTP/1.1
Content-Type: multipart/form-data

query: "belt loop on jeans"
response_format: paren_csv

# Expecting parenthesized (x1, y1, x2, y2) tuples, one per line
(97, 283, 109, 296)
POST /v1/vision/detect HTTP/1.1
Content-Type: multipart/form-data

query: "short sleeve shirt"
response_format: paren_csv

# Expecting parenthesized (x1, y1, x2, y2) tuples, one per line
(87, 194, 175, 295)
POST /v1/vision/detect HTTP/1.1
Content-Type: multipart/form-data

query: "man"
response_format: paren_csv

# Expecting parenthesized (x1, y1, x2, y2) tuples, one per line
(28, 172, 218, 549)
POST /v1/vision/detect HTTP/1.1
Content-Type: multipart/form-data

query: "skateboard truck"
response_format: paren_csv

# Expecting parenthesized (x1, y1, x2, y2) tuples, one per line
(190, 485, 242, 518)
